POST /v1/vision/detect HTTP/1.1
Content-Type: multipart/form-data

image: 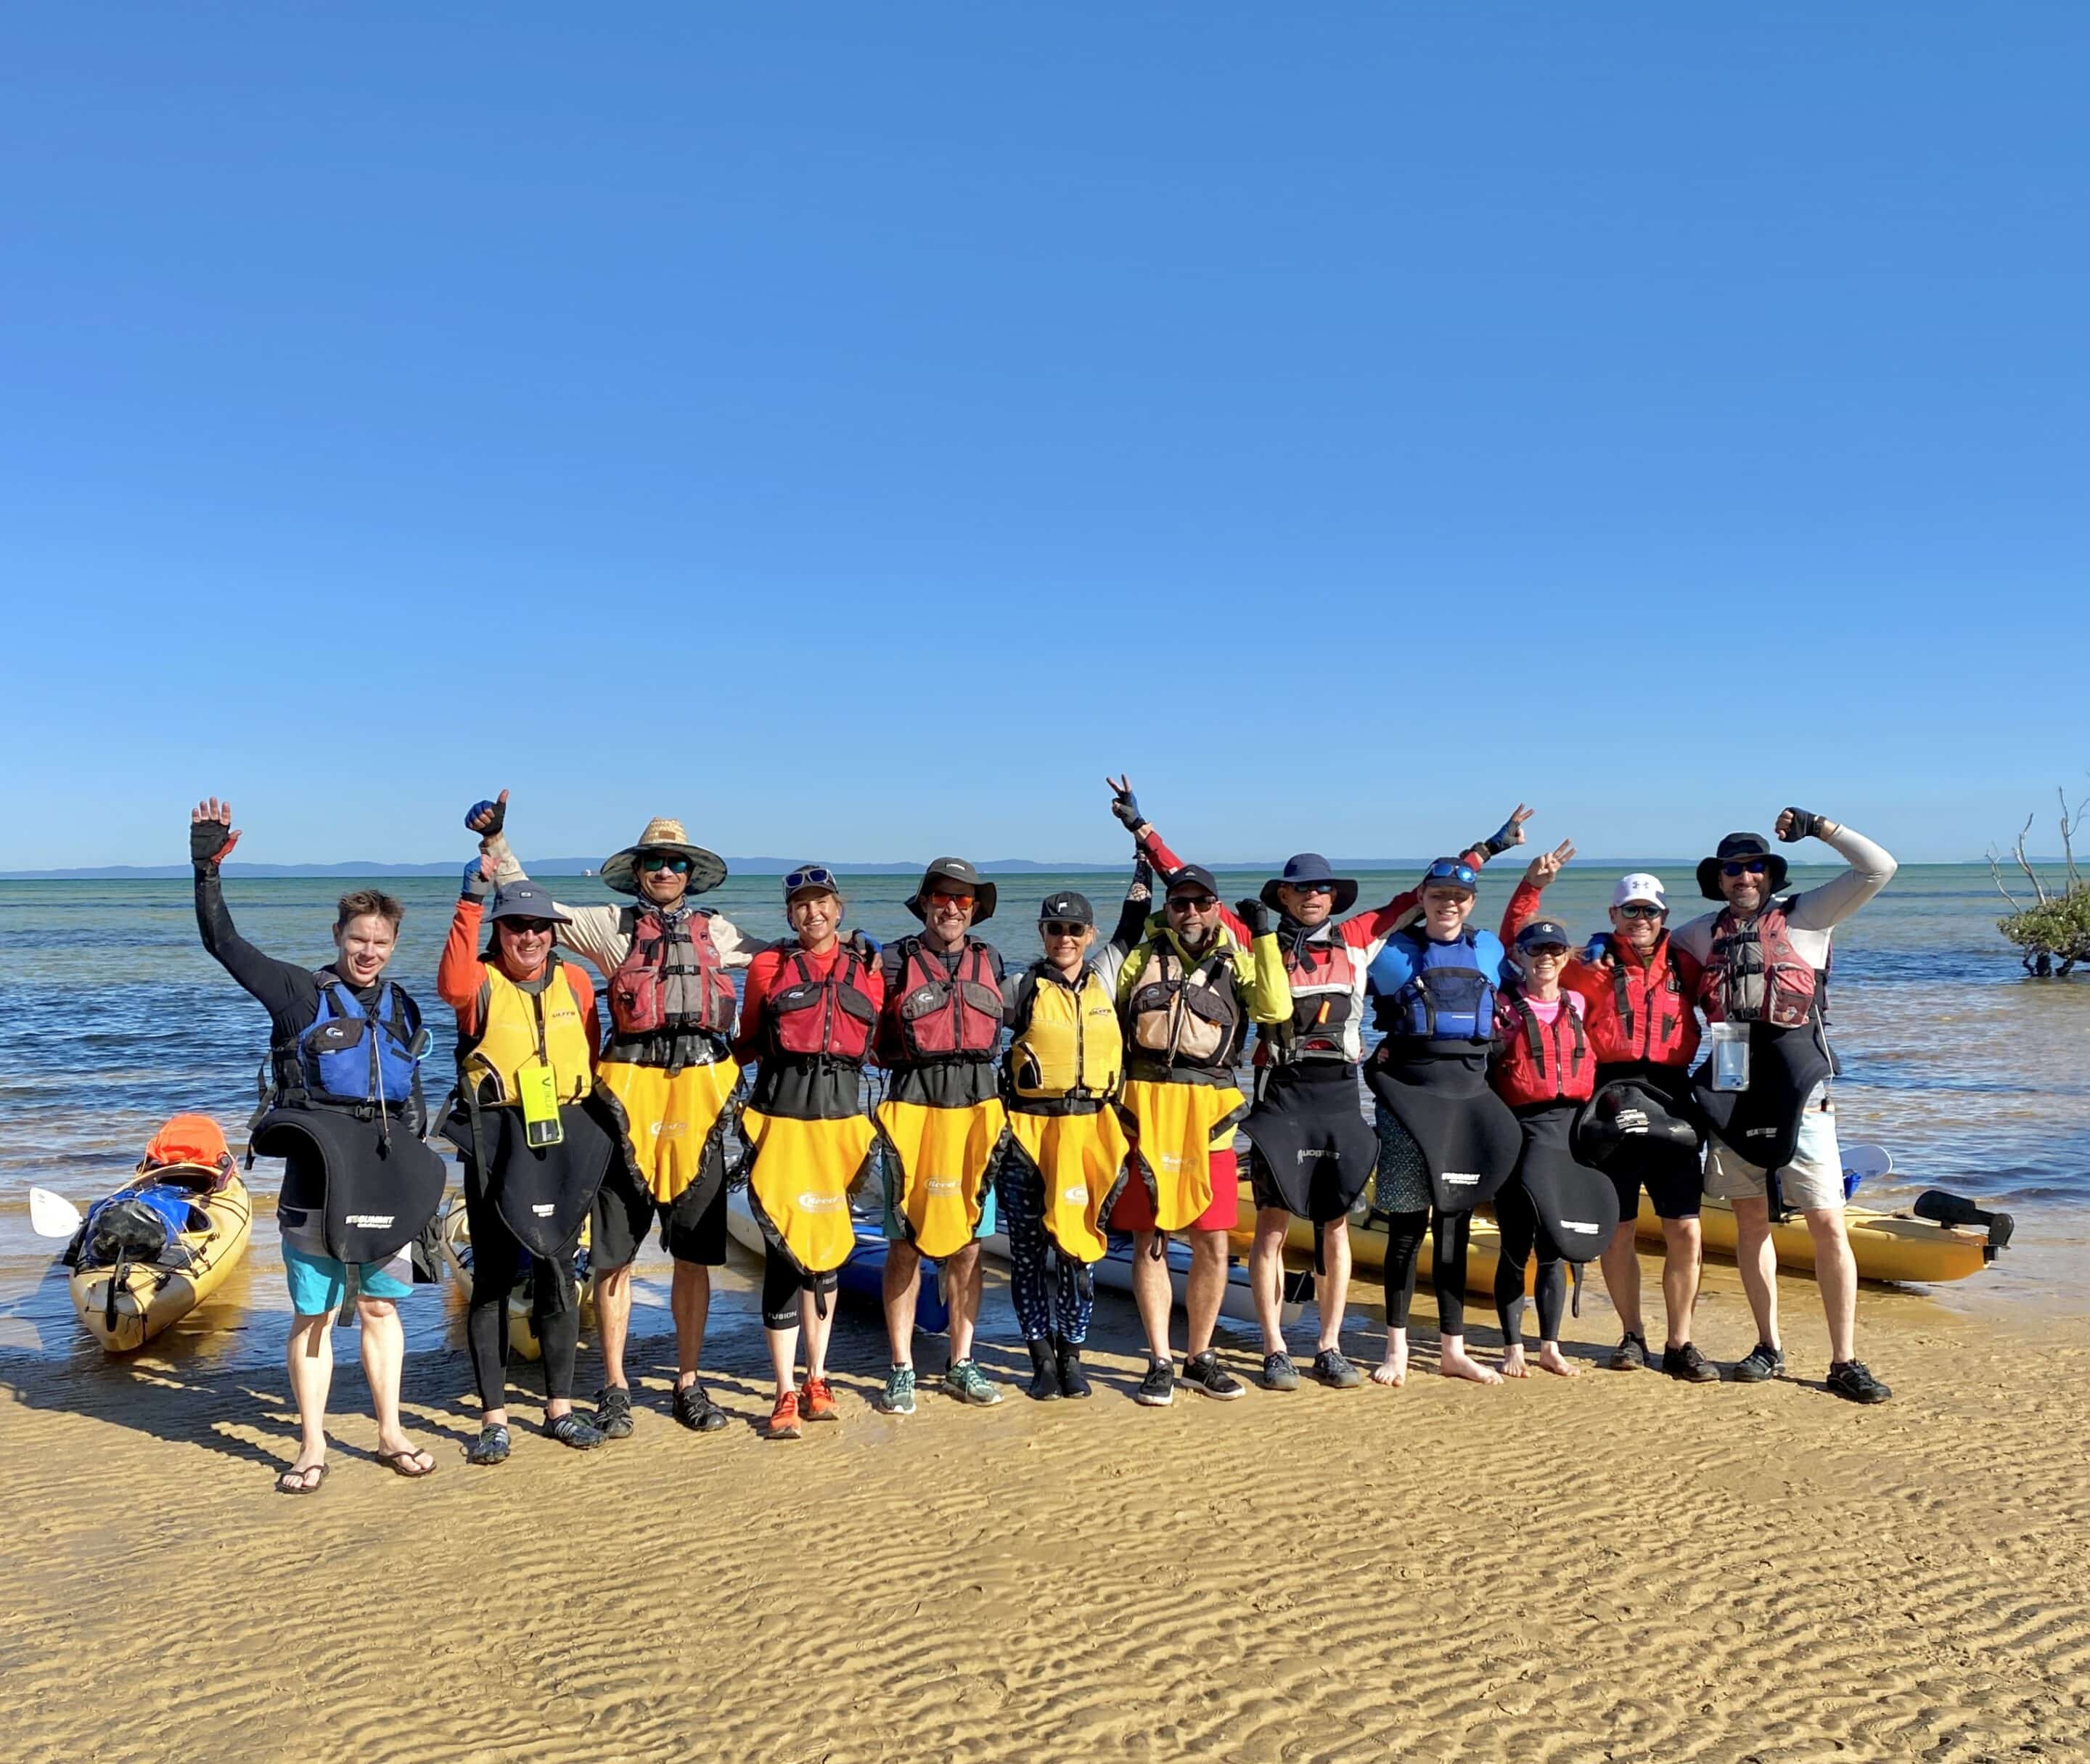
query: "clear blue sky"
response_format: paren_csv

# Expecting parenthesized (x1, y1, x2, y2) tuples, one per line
(5, 6, 2083, 869)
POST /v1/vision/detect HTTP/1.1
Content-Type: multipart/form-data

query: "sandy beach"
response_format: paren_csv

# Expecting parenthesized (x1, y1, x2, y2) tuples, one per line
(6, 1236, 2086, 1764)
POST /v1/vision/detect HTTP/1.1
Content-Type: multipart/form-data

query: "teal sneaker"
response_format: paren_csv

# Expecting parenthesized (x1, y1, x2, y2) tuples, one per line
(874, 1364, 917, 1416)
(941, 1358, 1002, 1406)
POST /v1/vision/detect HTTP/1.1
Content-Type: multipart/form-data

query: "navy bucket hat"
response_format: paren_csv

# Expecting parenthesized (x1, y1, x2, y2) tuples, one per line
(1261, 853, 1358, 915)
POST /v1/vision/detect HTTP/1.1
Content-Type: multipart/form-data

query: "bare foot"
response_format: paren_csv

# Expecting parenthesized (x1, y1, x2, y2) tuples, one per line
(1371, 1332, 1409, 1387)
(1501, 1344, 1530, 1379)
(1537, 1342, 1582, 1378)
(1439, 1340, 1503, 1386)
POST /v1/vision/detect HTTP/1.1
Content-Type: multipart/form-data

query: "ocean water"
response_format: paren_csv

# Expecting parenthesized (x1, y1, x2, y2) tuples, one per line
(1, 861, 2083, 1361)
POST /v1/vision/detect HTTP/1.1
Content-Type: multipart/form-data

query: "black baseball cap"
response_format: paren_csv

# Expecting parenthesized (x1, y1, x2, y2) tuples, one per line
(1038, 890, 1094, 927)
(1164, 863, 1221, 901)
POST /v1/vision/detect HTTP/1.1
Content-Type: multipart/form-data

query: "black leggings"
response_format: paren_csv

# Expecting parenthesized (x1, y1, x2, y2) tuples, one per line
(1493, 1181, 1567, 1347)
(462, 1160, 580, 1410)
(1380, 1207, 1470, 1336)
(761, 1248, 840, 1332)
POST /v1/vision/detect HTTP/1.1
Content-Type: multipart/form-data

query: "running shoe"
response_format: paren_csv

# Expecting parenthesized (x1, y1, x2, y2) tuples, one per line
(1608, 1332, 1649, 1372)
(1311, 1348, 1364, 1390)
(594, 1385, 634, 1440)
(1181, 1350, 1245, 1400)
(875, 1365, 917, 1416)
(1729, 1342, 1787, 1384)
(1826, 1360, 1892, 1404)
(800, 1376, 840, 1422)
(544, 1411, 606, 1451)
(767, 1390, 803, 1440)
(942, 1359, 1002, 1406)
(1662, 1342, 1718, 1384)
(464, 1424, 511, 1466)
(673, 1382, 729, 1432)
(1261, 1352, 1300, 1391)
(1135, 1358, 1176, 1408)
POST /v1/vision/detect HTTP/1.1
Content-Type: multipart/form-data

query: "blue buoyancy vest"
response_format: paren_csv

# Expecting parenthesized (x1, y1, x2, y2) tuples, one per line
(293, 979, 423, 1109)
(1369, 930, 1499, 1044)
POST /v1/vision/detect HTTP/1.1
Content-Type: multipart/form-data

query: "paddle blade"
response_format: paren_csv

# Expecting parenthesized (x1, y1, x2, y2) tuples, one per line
(1842, 1143, 1893, 1194)
(29, 1187, 83, 1239)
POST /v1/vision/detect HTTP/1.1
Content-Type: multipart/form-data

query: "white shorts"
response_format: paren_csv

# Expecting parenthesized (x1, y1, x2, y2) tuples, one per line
(1703, 1083, 1844, 1213)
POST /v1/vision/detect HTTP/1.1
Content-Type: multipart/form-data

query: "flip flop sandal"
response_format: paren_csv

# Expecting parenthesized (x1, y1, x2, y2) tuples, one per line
(375, 1448, 437, 1479)
(276, 1463, 328, 1496)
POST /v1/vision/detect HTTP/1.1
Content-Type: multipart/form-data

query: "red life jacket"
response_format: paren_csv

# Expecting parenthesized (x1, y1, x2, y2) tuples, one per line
(765, 942, 877, 1065)
(1697, 901, 1818, 1030)
(1272, 930, 1365, 1064)
(1582, 937, 1699, 1067)
(607, 906, 737, 1041)
(1492, 993, 1594, 1107)
(888, 936, 1003, 1062)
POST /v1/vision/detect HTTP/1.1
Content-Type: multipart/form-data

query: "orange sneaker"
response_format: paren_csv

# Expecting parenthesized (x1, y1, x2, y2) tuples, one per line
(800, 1376, 840, 1423)
(766, 1390, 802, 1440)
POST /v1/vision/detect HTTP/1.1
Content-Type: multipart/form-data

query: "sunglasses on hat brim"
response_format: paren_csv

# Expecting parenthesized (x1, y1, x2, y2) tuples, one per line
(784, 865, 839, 895)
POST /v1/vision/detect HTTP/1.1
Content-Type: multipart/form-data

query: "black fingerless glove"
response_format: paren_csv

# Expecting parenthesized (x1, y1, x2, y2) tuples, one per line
(1780, 807, 1824, 842)
(465, 797, 506, 837)
(1234, 897, 1272, 937)
(190, 822, 230, 868)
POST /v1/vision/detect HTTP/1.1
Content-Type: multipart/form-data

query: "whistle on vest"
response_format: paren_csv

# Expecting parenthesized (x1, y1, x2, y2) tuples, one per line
(516, 1057, 565, 1147)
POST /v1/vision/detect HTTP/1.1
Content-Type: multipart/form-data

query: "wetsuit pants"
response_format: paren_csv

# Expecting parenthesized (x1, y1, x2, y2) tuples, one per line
(1493, 1182, 1566, 1347)
(462, 1160, 580, 1408)
(996, 1154, 1093, 1347)
(1380, 1209, 1470, 1336)
(759, 1249, 840, 1332)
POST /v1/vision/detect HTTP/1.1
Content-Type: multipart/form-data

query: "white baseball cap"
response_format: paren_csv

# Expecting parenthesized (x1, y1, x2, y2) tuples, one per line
(1612, 873, 1667, 910)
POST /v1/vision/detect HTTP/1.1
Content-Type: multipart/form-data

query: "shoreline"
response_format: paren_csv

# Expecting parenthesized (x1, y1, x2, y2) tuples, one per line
(4, 1241, 2086, 1761)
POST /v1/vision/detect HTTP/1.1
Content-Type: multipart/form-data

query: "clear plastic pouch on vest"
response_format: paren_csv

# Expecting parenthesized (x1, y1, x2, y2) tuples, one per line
(517, 1057, 565, 1147)
(1707, 1021, 1751, 1093)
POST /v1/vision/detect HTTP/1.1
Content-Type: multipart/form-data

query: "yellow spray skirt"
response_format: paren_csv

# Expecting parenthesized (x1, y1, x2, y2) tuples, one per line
(599, 1058, 739, 1204)
(1005, 1107, 1131, 1264)
(875, 1097, 1008, 1260)
(740, 1107, 874, 1276)
(1118, 1078, 1246, 1233)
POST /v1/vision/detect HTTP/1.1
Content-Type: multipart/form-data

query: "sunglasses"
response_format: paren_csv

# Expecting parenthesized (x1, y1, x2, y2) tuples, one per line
(1288, 881, 1336, 895)
(1618, 902, 1665, 919)
(1167, 894, 1218, 912)
(927, 891, 975, 911)
(1721, 859, 1768, 878)
(639, 853, 692, 875)
(1520, 943, 1569, 958)
(501, 918, 556, 936)
(784, 865, 838, 895)
(1043, 921, 1086, 938)
(1425, 860, 1478, 889)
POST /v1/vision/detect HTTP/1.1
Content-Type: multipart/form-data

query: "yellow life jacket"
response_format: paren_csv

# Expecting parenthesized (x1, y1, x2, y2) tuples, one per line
(463, 960, 594, 1107)
(1009, 964, 1123, 1102)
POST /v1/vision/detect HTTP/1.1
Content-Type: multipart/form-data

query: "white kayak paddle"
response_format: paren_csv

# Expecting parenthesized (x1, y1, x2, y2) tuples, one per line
(29, 1187, 83, 1239)
(1841, 1143, 1893, 1193)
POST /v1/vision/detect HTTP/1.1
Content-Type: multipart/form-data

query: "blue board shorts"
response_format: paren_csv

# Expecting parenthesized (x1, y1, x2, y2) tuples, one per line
(880, 1176, 999, 1247)
(284, 1244, 414, 1315)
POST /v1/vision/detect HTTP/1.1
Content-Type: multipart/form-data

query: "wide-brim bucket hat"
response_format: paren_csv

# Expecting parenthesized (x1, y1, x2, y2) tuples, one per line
(599, 816, 729, 898)
(1695, 832, 1788, 902)
(905, 856, 997, 925)
(1260, 851, 1358, 915)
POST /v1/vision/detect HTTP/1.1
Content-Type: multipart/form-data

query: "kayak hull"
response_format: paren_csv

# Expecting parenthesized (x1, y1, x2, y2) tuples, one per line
(1638, 1194, 1990, 1284)
(71, 1175, 254, 1354)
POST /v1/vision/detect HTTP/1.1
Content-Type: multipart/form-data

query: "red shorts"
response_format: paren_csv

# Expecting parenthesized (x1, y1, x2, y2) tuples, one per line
(1110, 1149, 1240, 1235)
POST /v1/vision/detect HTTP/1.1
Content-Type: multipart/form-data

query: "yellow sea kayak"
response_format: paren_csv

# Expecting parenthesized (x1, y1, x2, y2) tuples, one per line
(1640, 1193, 1991, 1284)
(71, 1174, 254, 1353)
(439, 1199, 594, 1361)
(1226, 1186, 1533, 1300)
